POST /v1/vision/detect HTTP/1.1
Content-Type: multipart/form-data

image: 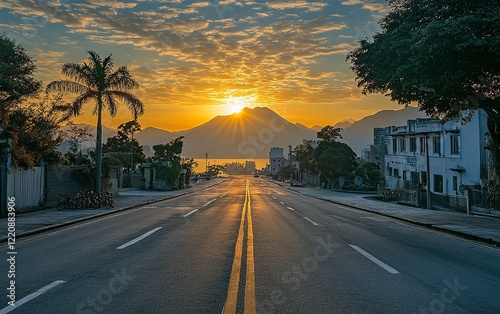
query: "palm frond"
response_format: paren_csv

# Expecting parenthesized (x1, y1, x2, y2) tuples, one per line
(72, 91, 97, 116)
(46, 80, 88, 94)
(102, 54, 114, 76)
(103, 93, 118, 117)
(107, 66, 139, 91)
(61, 63, 91, 86)
(106, 90, 144, 119)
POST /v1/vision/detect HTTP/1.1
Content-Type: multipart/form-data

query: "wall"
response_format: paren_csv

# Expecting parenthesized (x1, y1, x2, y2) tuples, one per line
(45, 165, 91, 207)
(6, 166, 44, 210)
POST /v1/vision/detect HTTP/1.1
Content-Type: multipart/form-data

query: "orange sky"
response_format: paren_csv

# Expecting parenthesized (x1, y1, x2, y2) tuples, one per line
(1, 0, 402, 131)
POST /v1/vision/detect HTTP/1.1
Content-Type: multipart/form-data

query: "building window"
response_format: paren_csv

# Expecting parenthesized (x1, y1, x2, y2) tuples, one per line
(399, 138, 406, 153)
(410, 137, 417, 153)
(421, 171, 427, 186)
(388, 167, 393, 176)
(420, 137, 426, 154)
(394, 168, 399, 178)
(432, 136, 441, 155)
(450, 134, 460, 155)
(403, 171, 407, 181)
(411, 171, 419, 186)
(392, 138, 397, 154)
(453, 176, 458, 192)
(434, 174, 443, 193)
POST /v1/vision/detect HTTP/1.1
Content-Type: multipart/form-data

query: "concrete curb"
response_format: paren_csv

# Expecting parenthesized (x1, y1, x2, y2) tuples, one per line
(1, 179, 227, 243)
(271, 181, 500, 247)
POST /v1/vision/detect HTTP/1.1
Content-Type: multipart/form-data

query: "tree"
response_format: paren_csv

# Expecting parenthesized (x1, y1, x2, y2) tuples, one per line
(153, 136, 184, 162)
(224, 162, 245, 175)
(295, 140, 315, 179)
(355, 162, 383, 185)
(153, 136, 185, 189)
(4, 94, 72, 167)
(47, 51, 144, 192)
(317, 126, 342, 142)
(281, 164, 297, 181)
(102, 120, 145, 167)
(314, 141, 357, 184)
(208, 164, 224, 177)
(63, 122, 93, 165)
(181, 158, 198, 181)
(347, 0, 500, 180)
(0, 34, 42, 124)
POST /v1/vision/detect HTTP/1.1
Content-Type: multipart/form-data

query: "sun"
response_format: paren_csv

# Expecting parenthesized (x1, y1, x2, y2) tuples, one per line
(229, 104, 244, 114)
(222, 95, 256, 115)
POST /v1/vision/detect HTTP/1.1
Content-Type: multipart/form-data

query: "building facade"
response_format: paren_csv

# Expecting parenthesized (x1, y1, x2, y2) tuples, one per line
(269, 147, 284, 176)
(384, 110, 488, 195)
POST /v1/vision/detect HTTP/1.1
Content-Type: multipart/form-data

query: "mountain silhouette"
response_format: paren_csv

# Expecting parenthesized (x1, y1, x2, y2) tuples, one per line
(340, 106, 428, 155)
(181, 107, 317, 158)
(58, 106, 428, 159)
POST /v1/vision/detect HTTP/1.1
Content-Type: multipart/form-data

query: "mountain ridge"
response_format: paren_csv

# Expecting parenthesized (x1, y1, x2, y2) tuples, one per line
(59, 106, 427, 158)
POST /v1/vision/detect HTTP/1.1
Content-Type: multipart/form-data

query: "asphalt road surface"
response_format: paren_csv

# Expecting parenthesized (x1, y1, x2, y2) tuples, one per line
(1, 177, 500, 313)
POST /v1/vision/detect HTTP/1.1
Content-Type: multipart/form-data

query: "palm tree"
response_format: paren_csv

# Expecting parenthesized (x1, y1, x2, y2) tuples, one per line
(47, 51, 144, 192)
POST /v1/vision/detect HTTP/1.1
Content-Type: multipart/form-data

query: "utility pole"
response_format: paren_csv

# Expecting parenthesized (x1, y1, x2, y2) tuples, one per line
(130, 131, 134, 188)
(205, 152, 208, 173)
(426, 135, 432, 209)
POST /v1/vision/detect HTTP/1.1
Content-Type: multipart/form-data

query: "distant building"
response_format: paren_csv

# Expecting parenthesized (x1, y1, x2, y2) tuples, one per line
(269, 147, 284, 176)
(361, 128, 385, 165)
(383, 110, 488, 195)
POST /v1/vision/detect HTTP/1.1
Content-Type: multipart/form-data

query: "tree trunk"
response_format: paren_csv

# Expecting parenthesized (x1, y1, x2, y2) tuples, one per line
(95, 96, 103, 193)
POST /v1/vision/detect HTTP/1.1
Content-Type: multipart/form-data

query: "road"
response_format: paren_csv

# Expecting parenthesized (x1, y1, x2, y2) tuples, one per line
(1, 177, 500, 313)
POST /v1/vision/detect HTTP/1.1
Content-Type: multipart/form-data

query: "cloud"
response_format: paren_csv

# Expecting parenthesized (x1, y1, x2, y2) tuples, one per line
(1, 0, 362, 111)
(265, 1, 328, 12)
(341, 0, 364, 5)
(362, 3, 389, 14)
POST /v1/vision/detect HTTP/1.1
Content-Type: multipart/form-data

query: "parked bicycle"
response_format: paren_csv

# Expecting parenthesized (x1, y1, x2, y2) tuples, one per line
(57, 191, 115, 210)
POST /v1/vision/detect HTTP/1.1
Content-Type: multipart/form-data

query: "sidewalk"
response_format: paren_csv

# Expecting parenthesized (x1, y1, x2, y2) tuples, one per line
(272, 180, 500, 247)
(1, 178, 226, 242)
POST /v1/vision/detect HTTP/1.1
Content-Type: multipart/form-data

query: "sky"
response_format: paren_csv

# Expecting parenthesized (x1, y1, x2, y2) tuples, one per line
(0, 0, 404, 131)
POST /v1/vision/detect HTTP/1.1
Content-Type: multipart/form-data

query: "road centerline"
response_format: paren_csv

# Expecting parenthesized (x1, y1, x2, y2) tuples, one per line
(349, 245, 400, 274)
(224, 179, 256, 314)
(116, 227, 162, 250)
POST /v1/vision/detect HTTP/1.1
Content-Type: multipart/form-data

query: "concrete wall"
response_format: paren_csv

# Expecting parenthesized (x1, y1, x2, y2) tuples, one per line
(45, 165, 91, 207)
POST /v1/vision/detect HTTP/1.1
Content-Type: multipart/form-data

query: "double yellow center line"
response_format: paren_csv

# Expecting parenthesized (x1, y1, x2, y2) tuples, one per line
(224, 179, 256, 314)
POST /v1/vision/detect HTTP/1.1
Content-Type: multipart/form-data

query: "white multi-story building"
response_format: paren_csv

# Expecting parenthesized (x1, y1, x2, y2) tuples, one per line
(384, 110, 488, 195)
(269, 147, 284, 176)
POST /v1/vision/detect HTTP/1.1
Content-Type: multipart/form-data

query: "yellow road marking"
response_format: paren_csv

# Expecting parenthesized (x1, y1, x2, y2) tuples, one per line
(224, 180, 256, 314)
(245, 181, 256, 313)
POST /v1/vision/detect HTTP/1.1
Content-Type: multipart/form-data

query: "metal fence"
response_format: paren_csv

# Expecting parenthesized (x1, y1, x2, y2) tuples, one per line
(382, 188, 469, 213)
(470, 190, 500, 210)
(394, 189, 417, 206)
(431, 193, 468, 213)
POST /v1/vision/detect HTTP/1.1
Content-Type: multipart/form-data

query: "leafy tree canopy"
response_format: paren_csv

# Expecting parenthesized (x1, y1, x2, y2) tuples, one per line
(0, 34, 42, 123)
(315, 141, 357, 180)
(317, 126, 342, 142)
(3, 94, 72, 167)
(347, 0, 500, 179)
(64, 122, 93, 153)
(102, 120, 145, 166)
(153, 136, 184, 162)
